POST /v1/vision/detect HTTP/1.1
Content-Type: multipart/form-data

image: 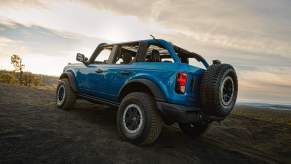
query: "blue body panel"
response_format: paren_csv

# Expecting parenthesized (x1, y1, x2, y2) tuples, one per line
(63, 39, 207, 108)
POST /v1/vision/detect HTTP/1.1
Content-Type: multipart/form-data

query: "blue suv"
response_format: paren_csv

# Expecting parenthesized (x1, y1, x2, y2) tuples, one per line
(56, 39, 238, 145)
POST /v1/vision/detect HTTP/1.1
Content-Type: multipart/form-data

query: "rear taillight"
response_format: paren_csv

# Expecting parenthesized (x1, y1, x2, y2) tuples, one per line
(175, 72, 188, 94)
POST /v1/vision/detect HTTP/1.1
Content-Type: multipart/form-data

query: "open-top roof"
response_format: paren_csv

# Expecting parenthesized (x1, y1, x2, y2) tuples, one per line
(96, 39, 209, 67)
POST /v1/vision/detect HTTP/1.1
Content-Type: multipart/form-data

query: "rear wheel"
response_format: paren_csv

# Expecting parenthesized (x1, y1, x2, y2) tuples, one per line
(179, 122, 209, 138)
(56, 78, 76, 110)
(116, 92, 162, 145)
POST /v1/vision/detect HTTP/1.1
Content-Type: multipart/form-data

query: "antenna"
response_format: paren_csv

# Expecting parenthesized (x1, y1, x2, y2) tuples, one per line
(150, 35, 156, 39)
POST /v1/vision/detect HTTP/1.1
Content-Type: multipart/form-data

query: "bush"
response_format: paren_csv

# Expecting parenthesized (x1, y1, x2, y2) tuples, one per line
(0, 70, 43, 86)
(0, 71, 17, 84)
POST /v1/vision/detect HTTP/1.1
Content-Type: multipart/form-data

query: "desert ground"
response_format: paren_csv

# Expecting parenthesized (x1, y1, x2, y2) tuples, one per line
(0, 83, 290, 164)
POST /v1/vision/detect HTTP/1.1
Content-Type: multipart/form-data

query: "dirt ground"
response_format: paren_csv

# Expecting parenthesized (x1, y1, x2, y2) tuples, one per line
(0, 83, 290, 164)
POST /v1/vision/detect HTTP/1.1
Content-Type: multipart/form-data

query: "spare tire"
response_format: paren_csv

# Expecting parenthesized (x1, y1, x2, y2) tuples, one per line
(200, 64, 238, 118)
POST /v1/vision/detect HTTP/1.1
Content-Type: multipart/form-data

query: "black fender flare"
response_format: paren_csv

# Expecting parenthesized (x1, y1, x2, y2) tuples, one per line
(59, 71, 78, 92)
(118, 79, 166, 102)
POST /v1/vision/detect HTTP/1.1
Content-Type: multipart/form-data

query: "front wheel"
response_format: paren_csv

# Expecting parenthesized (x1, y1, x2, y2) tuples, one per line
(116, 92, 163, 145)
(179, 123, 209, 138)
(56, 78, 76, 110)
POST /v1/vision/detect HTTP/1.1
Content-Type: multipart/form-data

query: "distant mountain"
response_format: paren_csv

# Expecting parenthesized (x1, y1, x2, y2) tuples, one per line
(236, 102, 291, 110)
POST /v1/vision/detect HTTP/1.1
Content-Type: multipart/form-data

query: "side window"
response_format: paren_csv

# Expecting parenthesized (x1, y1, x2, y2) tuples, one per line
(188, 58, 205, 68)
(113, 45, 138, 64)
(145, 44, 174, 63)
(94, 48, 111, 63)
(161, 58, 174, 63)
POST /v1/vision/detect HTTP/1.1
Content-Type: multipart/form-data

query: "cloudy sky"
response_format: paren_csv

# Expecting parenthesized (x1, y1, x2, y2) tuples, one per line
(0, 0, 290, 104)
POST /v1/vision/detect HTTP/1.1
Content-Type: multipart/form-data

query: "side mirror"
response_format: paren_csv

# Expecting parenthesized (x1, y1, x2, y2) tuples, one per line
(76, 53, 88, 63)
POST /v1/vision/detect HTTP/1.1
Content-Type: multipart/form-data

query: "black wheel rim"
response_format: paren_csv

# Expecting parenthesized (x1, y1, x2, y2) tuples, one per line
(57, 85, 65, 104)
(122, 104, 143, 133)
(220, 76, 234, 106)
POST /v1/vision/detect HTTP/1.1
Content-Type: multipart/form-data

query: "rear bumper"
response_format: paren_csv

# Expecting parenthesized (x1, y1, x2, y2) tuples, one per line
(156, 102, 202, 124)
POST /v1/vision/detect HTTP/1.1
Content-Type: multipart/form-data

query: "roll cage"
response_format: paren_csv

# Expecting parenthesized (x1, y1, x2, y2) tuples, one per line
(87, 39, 209, 68)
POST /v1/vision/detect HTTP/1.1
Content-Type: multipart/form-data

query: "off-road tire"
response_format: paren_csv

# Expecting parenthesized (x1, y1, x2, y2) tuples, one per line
(200, 64, 238, 118)
(56, 78, 76, 110)
(179, 123, 209, 138)
(116, 92, 162, 145)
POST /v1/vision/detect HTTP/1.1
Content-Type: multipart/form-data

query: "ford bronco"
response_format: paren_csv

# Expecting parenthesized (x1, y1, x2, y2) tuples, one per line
(56, 39, 238, 145)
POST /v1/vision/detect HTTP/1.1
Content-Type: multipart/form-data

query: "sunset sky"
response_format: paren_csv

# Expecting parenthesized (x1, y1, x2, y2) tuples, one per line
(0, 0, 290, 104)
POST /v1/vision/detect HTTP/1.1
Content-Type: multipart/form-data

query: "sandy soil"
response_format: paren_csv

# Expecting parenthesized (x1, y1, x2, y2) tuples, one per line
(0, 83, 290, 164)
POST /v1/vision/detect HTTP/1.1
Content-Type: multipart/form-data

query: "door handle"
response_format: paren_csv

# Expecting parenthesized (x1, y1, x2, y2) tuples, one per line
(120, 70, 130, 75)
(95, 69, 104, 73)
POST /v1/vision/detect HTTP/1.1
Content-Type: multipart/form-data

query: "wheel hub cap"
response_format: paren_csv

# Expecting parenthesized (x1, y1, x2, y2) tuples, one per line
(122, 104, 143, 134)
